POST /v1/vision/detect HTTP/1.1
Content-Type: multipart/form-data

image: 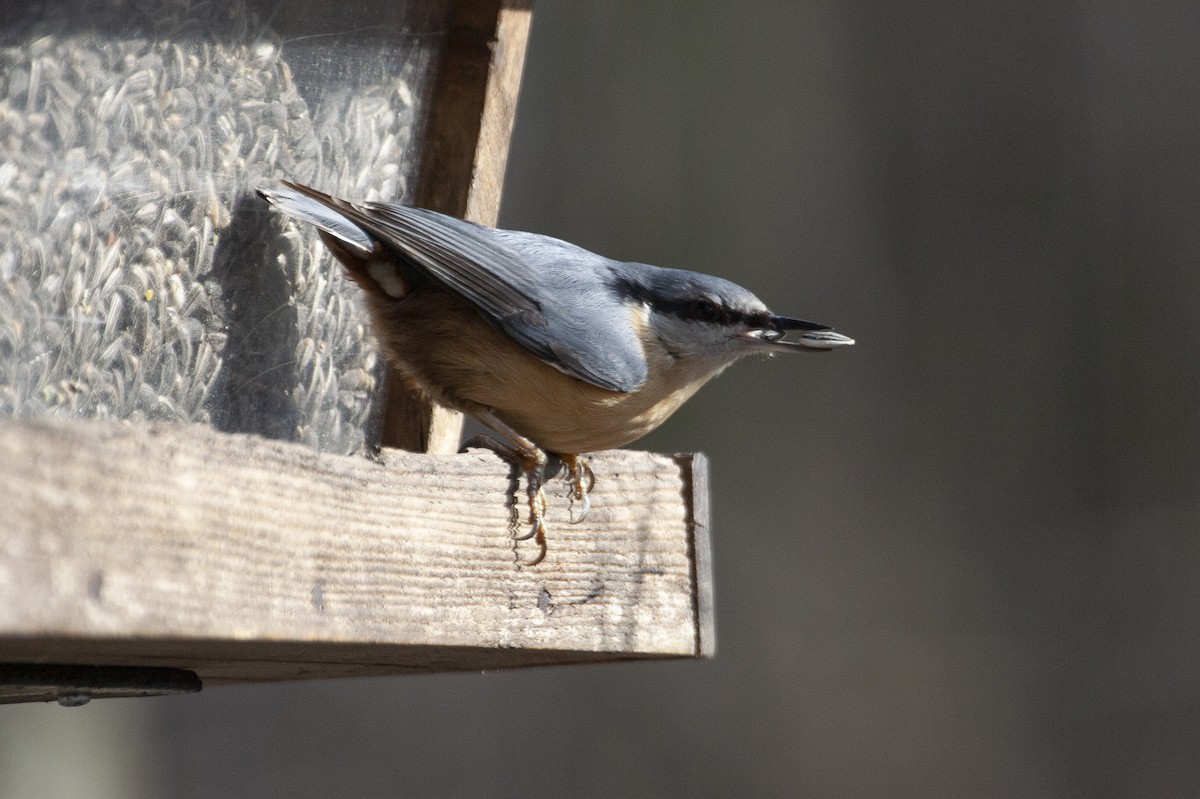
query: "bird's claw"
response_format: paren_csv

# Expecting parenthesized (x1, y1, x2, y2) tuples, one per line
(568, 491, 591, 525)
(512, 518, 539, 541)
(513, 486, 548, 540)
(518, 488, 549, 566)
(512, 479, 549, 567)
(520, 516, 548, 567)
(562, 455, 594, 524)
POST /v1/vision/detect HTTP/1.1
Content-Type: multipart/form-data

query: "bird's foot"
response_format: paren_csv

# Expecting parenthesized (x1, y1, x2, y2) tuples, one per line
(461, 430, 548, 566)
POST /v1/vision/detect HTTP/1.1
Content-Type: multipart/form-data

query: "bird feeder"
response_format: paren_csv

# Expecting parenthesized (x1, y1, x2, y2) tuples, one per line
(0, 0, 712, 704)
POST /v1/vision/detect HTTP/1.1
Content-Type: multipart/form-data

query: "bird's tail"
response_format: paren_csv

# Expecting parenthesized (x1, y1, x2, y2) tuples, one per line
(258, 182, 375, 255)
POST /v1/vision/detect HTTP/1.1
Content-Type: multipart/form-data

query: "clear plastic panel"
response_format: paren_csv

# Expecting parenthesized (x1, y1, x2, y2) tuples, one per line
(0, 0, 448, 453)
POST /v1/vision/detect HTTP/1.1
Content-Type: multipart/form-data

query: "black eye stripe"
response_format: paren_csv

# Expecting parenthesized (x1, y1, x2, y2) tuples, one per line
(612, 276, 768, 328)
(672, 300, 770, 328)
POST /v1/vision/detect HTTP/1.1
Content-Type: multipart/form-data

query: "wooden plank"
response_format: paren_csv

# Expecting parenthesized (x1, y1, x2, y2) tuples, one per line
(683, 452, 716, 657)
(0, 418, 712, 683)
(382, 0, 535, 454)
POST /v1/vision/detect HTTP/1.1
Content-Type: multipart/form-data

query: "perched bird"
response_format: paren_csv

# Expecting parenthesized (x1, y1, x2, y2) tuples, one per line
(259, 181, 853, 564)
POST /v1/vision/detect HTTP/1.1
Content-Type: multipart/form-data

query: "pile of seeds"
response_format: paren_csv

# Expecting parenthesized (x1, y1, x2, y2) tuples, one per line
(0, 0, 433, 454)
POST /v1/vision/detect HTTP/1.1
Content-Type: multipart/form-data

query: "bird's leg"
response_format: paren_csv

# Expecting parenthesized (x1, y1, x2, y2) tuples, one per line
(559, 453, 594, 524)
(463, 411, 549, 566)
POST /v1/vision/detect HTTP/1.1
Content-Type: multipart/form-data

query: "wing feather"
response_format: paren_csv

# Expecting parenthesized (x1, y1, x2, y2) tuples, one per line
(265, 182, 647, 393)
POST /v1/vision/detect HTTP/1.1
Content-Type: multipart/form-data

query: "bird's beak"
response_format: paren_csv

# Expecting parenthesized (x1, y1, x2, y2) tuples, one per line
(742, 315, 855, 350)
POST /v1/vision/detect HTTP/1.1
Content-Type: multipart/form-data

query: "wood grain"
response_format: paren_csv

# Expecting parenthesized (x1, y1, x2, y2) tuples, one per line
(0, 418, 712, 682)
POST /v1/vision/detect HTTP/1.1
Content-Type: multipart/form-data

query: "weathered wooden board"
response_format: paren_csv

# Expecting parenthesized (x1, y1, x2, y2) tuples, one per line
(0, 418, 712, 683)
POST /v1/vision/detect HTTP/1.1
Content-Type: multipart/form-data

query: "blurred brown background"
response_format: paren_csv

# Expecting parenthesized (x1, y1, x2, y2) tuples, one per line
(4, 2, 1199, 796)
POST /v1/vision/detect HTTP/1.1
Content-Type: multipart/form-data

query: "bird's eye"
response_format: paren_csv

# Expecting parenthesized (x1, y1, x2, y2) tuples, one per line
(688, 300, 723, 323)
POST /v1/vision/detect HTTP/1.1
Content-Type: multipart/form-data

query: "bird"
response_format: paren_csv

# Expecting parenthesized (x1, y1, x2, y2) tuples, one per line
(259, 181, 854, 565)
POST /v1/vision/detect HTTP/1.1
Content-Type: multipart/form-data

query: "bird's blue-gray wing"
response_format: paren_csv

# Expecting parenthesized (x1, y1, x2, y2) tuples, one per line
(264, 186, 647, 393)
(361, 203, 648, 393)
